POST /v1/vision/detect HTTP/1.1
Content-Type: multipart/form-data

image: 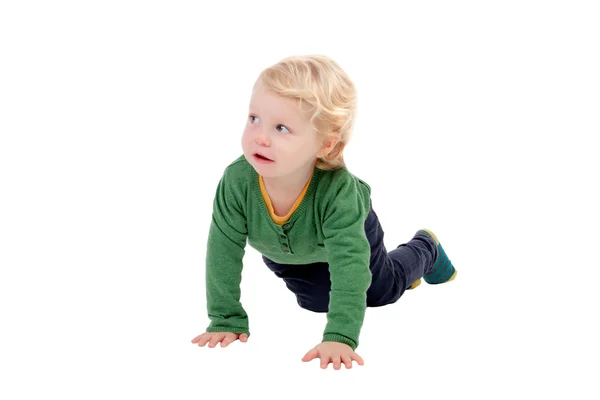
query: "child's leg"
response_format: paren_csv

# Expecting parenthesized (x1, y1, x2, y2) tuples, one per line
(363, 207, 437, 305)
(383, 230, 457, 292)
(364, 206, 457, 306)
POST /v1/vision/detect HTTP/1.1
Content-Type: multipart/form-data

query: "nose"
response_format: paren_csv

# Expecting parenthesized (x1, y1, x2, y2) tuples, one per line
(255, 127, 271, 147)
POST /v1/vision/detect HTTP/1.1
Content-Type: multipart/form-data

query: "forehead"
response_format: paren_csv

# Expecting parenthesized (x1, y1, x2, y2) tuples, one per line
(249, 83, 307, 121)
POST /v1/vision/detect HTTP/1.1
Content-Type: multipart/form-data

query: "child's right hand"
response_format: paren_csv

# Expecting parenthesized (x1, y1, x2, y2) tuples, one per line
(191, 332, 248, 348)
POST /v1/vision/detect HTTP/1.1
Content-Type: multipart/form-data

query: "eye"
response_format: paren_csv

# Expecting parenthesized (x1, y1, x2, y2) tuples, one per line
(249, 115, 259, 124)
(277, 124, 290, 133)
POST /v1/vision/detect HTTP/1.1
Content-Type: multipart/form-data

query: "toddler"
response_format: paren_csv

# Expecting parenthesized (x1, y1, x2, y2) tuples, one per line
(191, 55, 457, 369)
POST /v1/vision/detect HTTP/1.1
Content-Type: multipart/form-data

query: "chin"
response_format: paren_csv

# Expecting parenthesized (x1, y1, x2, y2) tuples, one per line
(253, 166, 278, 177)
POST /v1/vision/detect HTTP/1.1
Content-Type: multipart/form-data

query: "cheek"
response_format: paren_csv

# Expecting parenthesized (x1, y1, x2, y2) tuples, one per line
(297, 138, 321, 153)
(241, 131, 252, 149)
(241, 128, 252, 142)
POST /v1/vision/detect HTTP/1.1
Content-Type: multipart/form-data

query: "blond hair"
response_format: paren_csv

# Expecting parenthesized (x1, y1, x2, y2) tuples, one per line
(255, 55, 357, 170)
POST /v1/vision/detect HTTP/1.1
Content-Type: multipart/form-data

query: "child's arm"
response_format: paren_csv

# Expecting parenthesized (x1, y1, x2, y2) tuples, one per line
(301, 174, 371, 368)
(320, 176, 372, 351)
(203, 170, 250, 336)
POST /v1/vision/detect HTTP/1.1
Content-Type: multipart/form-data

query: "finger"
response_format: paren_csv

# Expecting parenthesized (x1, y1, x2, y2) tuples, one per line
(191, 334, 204, 344)
(220, 334, 235, 347)
(302, 348, 319, 362)
(341, 354, 353, 369)
(197, 333, 212, 347)
(332, 356, 342, 370)
(208, 333, 224, 348)
(351, 352, 365, 366)
(239, 334, 248, 342)
(321, 356, 330, 369)
(221, 332, 242, 347)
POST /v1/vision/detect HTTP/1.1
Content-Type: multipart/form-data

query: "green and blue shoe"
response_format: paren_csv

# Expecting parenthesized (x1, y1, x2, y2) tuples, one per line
(419, 229, 457, 284)
(407, 229, 457, 289)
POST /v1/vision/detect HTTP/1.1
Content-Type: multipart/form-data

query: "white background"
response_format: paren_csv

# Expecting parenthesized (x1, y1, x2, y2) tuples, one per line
(1, 0, 599, 398)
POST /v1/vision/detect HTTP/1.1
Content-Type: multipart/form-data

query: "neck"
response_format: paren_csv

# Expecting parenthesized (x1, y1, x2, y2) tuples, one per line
(262, 161, 316, 194)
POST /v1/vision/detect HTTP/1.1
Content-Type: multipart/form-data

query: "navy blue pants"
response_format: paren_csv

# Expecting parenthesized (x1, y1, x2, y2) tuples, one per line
(261, 205, 439, 312)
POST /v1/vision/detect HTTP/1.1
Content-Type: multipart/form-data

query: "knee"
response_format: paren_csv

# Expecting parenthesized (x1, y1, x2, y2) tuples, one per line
(367, 286, 404, 307)
(297, 297, 329, 313)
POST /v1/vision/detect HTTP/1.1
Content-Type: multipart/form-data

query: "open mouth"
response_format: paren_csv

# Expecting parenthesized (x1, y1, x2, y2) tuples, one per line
(254, 153, 273, 161)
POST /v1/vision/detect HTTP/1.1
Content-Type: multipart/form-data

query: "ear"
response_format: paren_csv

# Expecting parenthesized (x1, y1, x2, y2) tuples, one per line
(318, 139, 338, 158)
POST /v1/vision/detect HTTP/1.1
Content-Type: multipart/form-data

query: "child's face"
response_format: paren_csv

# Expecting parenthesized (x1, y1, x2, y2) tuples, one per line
(242, 82, 325, 179)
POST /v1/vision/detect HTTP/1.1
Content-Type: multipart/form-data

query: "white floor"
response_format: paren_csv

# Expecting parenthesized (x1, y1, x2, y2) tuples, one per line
(1, 1, 598, 399)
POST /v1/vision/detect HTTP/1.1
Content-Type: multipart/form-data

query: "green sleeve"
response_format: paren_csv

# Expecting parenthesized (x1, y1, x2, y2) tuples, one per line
(205, 169, 250, 335)
(320, 175, 372, 350)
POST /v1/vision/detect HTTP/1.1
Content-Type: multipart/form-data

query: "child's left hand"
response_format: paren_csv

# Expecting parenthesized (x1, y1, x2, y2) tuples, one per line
(302, 341, 364, 369)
